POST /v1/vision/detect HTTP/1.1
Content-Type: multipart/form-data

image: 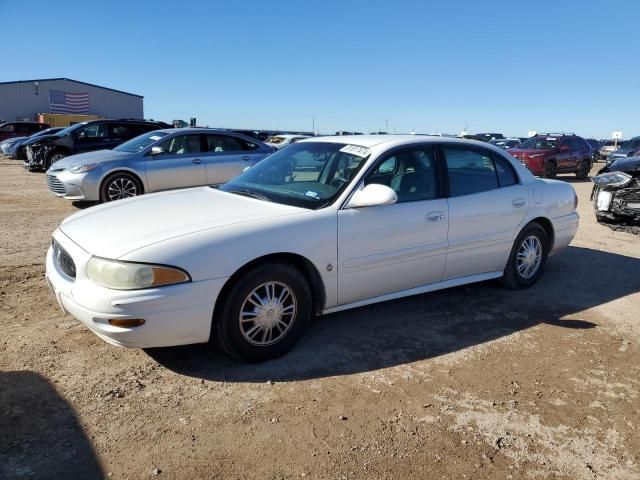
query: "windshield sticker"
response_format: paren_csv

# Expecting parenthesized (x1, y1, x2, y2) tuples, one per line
(339, 145, 371, 158)
(150, 135, 162, 141)
(305, 191, 319, 198)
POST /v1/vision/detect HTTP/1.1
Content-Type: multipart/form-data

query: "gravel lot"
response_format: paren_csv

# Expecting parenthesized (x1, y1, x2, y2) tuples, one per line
(1, 156, 639, 479)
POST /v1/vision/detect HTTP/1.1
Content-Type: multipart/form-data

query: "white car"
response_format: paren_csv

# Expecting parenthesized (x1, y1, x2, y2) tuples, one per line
(266, 134, 312, 150)
(46, 136, 579, 362)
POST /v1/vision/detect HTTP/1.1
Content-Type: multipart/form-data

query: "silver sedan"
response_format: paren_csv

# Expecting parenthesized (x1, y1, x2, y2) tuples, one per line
(45, 128, 274, 202)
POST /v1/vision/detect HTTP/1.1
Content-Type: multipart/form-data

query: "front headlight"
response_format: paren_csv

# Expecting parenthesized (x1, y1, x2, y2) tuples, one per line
(68, 163, 100, 174)
(86, 257, 191, 290)
(591, 171, 632, 188)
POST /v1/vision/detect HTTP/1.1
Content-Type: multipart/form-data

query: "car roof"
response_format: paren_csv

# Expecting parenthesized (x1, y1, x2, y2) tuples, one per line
(298, 134, 492, 149)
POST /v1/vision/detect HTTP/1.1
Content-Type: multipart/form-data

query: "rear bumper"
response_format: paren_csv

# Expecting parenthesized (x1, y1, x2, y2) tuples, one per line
(550, 212, 579, 255)
(45, 232, 229, 348)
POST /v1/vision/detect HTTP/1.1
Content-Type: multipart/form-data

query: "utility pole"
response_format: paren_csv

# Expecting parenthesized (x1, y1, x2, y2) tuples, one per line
(312, 116, 315, 135)
(385, 119, 389, 133)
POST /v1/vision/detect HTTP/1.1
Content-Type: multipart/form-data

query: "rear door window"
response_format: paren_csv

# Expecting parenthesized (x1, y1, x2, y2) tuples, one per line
(443, 146, 499, 196)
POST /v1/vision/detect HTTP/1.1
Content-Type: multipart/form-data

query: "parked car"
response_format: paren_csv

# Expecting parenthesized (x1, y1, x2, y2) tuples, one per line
(0, 121, 49, 142)
(509, 133, 592, 178)
(591, 156, 640, 223)
(265, 134, 312, 150)
(2, 127, 65, 159)
(24, 119, 172, 172)
(45, 128, 273, 202)
(489, 138, 521, 150)
(462, 133, 504, 142)
(585, 138, 601, 163)
(598, 140, 619, 161)
(45, 135, 578, 362)
(606, 136, 640, 163)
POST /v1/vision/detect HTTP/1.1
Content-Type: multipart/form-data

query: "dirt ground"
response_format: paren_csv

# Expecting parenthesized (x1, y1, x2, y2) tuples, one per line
(1, 156, 639, 480)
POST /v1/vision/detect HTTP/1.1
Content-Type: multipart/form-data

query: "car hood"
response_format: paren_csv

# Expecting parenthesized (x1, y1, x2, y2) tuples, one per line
(49, 149, 133, 170)
(26, 133, 64, 145)
(2, 136, 27, 144)
(59, 187, 305, 258)
(600, 156, 640, 174)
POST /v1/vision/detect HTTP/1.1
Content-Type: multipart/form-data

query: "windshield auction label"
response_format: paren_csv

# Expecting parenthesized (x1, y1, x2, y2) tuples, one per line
(340, 145, 371, 158)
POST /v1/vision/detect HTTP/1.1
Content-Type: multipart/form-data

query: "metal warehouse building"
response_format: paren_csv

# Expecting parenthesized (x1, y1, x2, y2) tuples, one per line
(0, 78, 143, 122)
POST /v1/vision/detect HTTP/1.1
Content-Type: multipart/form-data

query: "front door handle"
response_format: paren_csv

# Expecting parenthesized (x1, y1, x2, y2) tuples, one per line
(511, 198, 526, 208)
(425, 211, 445, 222)
(242, 155, 251, 161)
(192, 158, 203, 164)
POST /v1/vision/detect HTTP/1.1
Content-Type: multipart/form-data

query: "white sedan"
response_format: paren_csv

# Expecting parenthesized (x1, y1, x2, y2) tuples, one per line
(46, 136, 579, 362)
(265, 134, 312, 150)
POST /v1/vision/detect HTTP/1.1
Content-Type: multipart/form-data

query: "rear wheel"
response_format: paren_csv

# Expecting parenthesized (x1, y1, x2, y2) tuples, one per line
(214, 263, 311, 362)
(500, 223, 549, 289)
(576, 159, 590, 179)
(100, 172, 142, 202)
(543, 161, 557, 179)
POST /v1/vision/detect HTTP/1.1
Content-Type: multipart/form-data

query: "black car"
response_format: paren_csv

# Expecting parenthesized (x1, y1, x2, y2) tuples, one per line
(591, 156, 640, 223)
(462, 133, 504, 142)
(24, 119, 172, 171)
(585, 138, 601, 163)
(12, 127, 66, 160)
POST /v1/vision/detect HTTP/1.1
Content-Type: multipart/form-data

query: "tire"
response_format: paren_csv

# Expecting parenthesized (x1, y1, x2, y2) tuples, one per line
(214, 263, 312, 362)
(45, 150, 67, 170)
(500, 223, 549, 289)
(576, 159, 589, 179)
(100, 172, 142, 202)
(543, 160, 557, 179)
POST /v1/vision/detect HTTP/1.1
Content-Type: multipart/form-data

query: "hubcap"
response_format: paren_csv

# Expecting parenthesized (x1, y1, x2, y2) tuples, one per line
(239, 282, 297, 346)
(107, 177, 137, 201)
(516, 235, 543, 279)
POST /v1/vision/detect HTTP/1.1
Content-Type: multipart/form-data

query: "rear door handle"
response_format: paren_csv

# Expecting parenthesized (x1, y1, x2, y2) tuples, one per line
(425, 211, 445, 222)
(511, 198, 526, 208)
(192, 158, 203, 164)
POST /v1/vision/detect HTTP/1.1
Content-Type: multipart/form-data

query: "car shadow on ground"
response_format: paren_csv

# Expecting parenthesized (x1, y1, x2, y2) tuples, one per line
(0, 371, 103, 479)
(71, 201, 99, 210)
(146, 246, 640, 382)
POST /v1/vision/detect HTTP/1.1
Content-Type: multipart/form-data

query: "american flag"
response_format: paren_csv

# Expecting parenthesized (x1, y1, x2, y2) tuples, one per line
(49, 90, 90, 114)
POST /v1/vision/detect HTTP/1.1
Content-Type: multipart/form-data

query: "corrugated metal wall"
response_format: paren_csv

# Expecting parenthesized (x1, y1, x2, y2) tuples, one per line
(0, 79, 144, 122)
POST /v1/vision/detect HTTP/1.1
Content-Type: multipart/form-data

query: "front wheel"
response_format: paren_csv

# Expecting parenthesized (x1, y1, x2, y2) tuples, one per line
(500, 223, 549, 289)
(543, 161, 557, 179)
(45, 151, 67, 170)
(100, 172, 142, 202)
(214, 263, 312, 362)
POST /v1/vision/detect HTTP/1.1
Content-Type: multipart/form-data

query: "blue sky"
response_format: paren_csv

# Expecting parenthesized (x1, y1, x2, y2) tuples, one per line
(1, 0, 638, 138)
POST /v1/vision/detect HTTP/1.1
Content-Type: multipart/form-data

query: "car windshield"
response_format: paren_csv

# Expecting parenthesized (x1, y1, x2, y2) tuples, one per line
(519, 137, 558, 150)
(220, 142, 371, 209)
(114, 131, 169, 153)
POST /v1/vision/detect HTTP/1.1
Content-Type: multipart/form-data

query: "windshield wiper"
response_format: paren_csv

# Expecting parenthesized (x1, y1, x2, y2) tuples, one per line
(227, 188, 271, 202)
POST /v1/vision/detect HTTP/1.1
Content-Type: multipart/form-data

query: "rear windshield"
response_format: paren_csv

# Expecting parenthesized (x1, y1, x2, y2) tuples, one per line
(519, 137, 557, 150)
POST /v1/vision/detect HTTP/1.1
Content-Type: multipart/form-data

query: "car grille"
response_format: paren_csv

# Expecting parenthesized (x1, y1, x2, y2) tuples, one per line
(47, 175, 66, 195)
(52, 239, 76, 279)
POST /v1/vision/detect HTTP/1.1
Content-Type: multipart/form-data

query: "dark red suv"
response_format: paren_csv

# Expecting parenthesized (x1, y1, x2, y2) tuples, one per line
(509, 133, 592, 179)
(0, 122, 50, 142)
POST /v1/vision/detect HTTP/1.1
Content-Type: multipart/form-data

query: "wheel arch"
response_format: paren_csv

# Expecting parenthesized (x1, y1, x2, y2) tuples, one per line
(528, 216, 555, 251)
(212, 252, 327, 331)
(99, 169, 145, 198)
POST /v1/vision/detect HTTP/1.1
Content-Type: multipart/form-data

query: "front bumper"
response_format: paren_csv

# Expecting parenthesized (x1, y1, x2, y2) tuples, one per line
(549, 212, 579, 255)
(592, 181, 640, 221)
(46, 170, 100, 201)
(46, 229, 228, 348)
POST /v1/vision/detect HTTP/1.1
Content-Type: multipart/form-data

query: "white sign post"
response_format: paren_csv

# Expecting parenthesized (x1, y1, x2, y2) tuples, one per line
(612, 131, 623, 149)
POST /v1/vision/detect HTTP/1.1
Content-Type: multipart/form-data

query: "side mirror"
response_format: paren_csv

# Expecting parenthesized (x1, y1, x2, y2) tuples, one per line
(149, 146, 164, 156)
(346, 183, 397, 208)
